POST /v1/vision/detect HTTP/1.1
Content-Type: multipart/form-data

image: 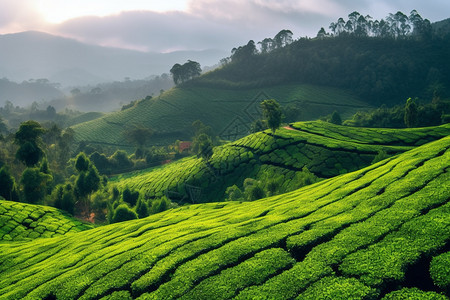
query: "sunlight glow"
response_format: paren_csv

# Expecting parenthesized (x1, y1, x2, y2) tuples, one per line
(36, 0, 188, 23)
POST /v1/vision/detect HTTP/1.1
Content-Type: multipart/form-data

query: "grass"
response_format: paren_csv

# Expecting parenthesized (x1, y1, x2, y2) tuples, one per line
(111, 122, 450, 204)
(0, 200, 93, 241)
(71, 84, 369, 147)
(0, 135, 449, 299)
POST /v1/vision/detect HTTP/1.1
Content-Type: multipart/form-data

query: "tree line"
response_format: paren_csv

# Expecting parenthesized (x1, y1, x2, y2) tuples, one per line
(193, 10, 449, 107)
(322, 10, 432, 39)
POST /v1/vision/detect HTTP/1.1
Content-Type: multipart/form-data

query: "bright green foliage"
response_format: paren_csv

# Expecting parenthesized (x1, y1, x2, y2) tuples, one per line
(299, 276, 377, 299)
(112, 204, 138, 223)
(382, 288, 449, 300)
(0, 200, 92, 241)
(430, 252, 450, 292)
(112, 122, 450, 204)
(0, 136, 448, 299)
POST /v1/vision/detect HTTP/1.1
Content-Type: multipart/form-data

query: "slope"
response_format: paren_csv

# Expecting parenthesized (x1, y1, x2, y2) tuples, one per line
(111, 122, 450, 204)
(0, 135, 449, 299)
(72, 84, 369, 148)
(0, 200, 93, 241)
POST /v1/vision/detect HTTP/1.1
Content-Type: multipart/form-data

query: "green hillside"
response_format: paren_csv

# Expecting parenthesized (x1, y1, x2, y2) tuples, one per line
(0, 200, 92, 241)
(112, 122, 450, 204)
(0, 135, 449, 299)
(71, 84, 369, 148)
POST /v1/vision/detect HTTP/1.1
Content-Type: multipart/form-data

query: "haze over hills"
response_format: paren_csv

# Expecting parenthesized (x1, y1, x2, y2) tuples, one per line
(0, 31, 227, 87)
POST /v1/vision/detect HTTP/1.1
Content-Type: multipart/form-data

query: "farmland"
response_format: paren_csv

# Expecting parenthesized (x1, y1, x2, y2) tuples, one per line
(0, 135, 449, 299)
(111, 121, 450, 204)
(71, 84, 369, 148)
(0, 201, 92, 241)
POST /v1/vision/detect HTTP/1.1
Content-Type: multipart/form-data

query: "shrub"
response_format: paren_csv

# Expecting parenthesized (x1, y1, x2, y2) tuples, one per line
(122, 188, 139, 207)
(112, 204, 138, 223)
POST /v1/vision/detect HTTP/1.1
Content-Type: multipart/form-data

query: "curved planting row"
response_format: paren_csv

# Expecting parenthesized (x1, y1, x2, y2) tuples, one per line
(0, 200, 92, 241)
(0, 136, 448, 299)
(72, 84, 367, 147)
(114, 122, 450, 203)
(290, 121, 450, 146)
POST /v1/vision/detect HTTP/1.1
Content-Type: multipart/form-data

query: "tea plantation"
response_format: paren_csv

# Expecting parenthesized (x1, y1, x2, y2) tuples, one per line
(112, 121, 450, 203)
(0, 135, 449, 299)
(71, 84, 368, 147)
(0, 201, 92, 241)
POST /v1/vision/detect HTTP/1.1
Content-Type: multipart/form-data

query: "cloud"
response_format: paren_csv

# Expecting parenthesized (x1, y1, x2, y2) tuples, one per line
(0, 0, 45, 33)
(2, 0, 449, 53)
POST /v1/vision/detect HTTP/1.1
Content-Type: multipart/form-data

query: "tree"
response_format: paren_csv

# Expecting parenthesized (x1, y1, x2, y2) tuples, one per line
(122, 188, 139, 207)
(112, 204, 138, 223)
(260, 99, 282, 133)
(404, 97, 418, 127)
(75, 152, 90, 172)
(52, 184, 76, 214)
(194, 133, 213, 160)
(136, 198, 149, 219)
(125, 125, 153, 149)
(15, 121, 46, 167)
(20, 167, 52, 204)
(0, 167, 15, 200)
(170, 60, 202, 85)
(330, 111, 342, 125)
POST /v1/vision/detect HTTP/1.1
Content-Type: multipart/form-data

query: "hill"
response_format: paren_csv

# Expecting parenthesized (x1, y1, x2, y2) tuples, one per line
(111, 122, 450, 204)
(0, 31, 226, 87)
(0, 200, 92, 241)
(196, 30, 450, 106)
(0, 135, 448, 299)
(72, 84, 369, 148)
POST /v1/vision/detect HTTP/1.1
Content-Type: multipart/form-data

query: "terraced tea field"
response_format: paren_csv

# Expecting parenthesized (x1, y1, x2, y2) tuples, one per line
(0, 201, 92, 241)
(112, 122, 450, 204)
(71, 84, 369, 147)
(1, 135, 449, 299)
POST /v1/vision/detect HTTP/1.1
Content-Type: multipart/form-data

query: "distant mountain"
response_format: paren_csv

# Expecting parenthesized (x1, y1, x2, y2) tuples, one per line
(0, 31, 227, 86)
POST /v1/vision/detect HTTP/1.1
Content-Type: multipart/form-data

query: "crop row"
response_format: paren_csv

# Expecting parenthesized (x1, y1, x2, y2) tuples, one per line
(0, 200, 92, 241)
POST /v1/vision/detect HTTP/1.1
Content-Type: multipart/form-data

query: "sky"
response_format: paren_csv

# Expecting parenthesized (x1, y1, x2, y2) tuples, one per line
(0, 0, 449, 53)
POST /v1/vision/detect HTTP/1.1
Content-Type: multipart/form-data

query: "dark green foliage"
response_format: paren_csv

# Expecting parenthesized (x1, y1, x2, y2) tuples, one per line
(225, 185, 243, 201)
(52, 184, 76, 215)
(371, 149, 390, 164)
(90, 152, 110, 173)
(15, 141, 43, 167)
(110, 150, 133, 170)
(261, 99, 282, 133)
(75, 152, 90, 172)
(330, 111, 342, 125)
(151, 197, 170, 214)
(0, 167, 15, 200)
(405, 97, 419, 127)
(112, 204, 138, 223)
(20, 168, 52, 204)
(14, 121, 46, 167)
(170, 60, 202, 85)
(193, 133, 213, 160)
(14, 120, 46, 144)
(122, 188, 139, 207)
(135, 198, 149, 219)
